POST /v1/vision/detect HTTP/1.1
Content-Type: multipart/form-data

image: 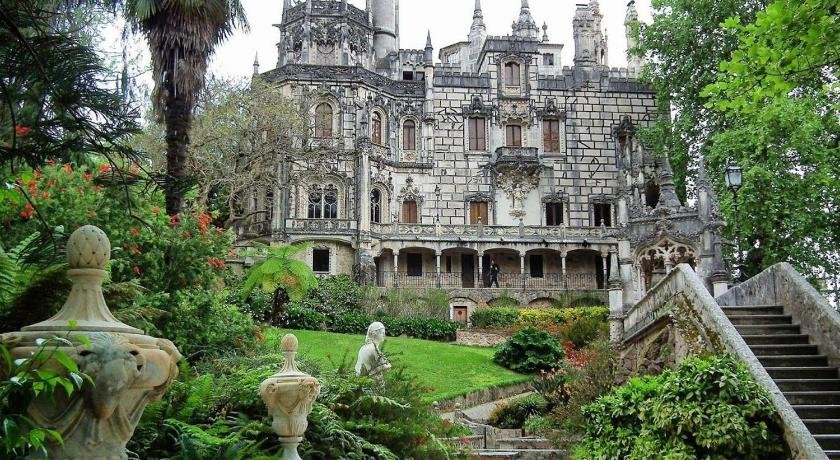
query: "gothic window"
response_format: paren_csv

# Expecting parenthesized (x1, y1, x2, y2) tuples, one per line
(372, 112, 383, 145)
(470, 201, 489, 224)
(543, 119, 561, 152)
(645, 181, 660, 208)
(545, 202, 564, 226)
(307, 184, 339, 219)
(469, 117, 486, 151)
(313, 249, 330, 273)
(370, 189, 382, 223)
(506, 124, 523, 147)
(504, 62, 521, 86)
(314, 103, 333, 139)
(593, 202, 613, 227)
(402, 200, 418, 223)
(402, 120, 416, 150)
(543, 53, 555, 66)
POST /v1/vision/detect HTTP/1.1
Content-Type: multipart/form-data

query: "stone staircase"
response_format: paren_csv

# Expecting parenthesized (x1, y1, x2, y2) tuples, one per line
(724, 304, 840, 458)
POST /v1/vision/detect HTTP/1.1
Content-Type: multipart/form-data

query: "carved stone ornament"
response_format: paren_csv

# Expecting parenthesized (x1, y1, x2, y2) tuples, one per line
(260, 334, 321, 460)
(495, 163, 541, 217)
(1, 225, 181, 460)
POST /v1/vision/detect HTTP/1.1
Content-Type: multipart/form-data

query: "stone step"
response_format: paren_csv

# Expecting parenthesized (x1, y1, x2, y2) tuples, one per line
(775, 379, 840, 392)
(735, 324, 801, 335)
(814, 434, 840, 451)
(767, 367, 838, 380)
(803, 419, 840, 435)
(742, 334, 810, 345)
(793, 405, 840, 419)
(757, 355, 828, 367)
(497, 437, 553, 450)
(749, 344, 820, 356)
(727, 314, 793, 326)
(784, 391, 840, 405)
(722, 305, 785, 315)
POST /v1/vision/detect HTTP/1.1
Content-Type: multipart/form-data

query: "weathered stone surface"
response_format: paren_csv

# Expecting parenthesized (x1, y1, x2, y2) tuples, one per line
(456, 330, 509, 347)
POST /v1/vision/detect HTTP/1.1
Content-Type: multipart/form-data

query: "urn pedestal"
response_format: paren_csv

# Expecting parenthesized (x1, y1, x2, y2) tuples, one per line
(260, 334, 321, 460)
(0, 225, 181, 459)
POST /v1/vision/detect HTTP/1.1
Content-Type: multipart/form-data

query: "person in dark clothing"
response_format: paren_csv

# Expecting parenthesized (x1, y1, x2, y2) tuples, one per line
(490, 259, 500, 288)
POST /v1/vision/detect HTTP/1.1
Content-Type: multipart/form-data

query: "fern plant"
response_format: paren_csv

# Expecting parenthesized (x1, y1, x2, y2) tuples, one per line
(241, 242, 318, 324)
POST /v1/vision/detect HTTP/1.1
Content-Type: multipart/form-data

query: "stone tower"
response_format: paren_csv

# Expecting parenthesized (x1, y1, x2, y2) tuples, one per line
(625, 0, 643, 74)
(371, 0, 397, 59)
(573, 0, 607, 67)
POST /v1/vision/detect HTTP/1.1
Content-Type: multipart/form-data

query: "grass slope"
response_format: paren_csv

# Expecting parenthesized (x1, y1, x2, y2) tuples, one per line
(265, 328, 529, 402)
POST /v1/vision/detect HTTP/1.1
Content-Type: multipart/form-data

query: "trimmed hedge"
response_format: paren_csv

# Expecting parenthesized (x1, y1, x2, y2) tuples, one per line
(285, 310, 460, 342)
(469, 307, 519, 328)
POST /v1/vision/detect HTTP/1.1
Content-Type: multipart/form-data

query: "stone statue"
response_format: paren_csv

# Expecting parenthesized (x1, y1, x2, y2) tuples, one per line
(354, 322, 391, 376)
(0, 225, 181, 460)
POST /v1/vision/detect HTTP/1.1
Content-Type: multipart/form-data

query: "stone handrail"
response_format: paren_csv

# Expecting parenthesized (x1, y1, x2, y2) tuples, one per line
(370, 222, 612, 240)
(622, 264, 826, 459)
(285, 218, 357, 234)
(716, 262, 840, 368)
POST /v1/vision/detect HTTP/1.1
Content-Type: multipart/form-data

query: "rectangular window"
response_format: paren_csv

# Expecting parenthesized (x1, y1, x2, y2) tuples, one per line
(543, 119, 561, 152)
(406, 253, 423, 276)
(506, 125, 522, 147)
(415, 71, 425, 81)
(529, 254, 544, 278)
(402, 200, 418, 223)
(470, 201, 489, 225)
(504, 62, 521, 86)
(469, 118, 487, 151)
(543, 53, 555, 66)
(402, 71, 414, 81)
(545, 202, 563, 226)
(593, 203, 613, 227)
(313, 249, 330, 273)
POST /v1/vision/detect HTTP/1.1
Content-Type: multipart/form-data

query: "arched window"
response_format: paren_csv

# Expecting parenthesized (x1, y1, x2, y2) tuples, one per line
(307, 184, 339, 219)
(314, 103, 333, 138)
(370, 189, 382, 223)
(402, 120, 416, 150)
(504, 62, 521, 86)
(372, 112, 383, 145)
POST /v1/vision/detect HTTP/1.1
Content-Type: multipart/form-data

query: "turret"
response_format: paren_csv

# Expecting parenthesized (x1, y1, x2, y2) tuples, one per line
(371, 0, 397, 59)
(424, 31, 434, 66)
(573, 1, 607, 67)
(512, 0, 540, 40)
(252, 53, 260, 76)
(625, 0, 642, 73)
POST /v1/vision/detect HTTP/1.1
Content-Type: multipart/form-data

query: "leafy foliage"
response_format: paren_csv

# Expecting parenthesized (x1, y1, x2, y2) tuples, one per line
(241, 243, 318, 304)
(573, 355, 784, 459)
(493, 327, 564, 374)
(0, 336, 89, 458)
(488, 394, 549, 429)
(469, 307, 519, 328)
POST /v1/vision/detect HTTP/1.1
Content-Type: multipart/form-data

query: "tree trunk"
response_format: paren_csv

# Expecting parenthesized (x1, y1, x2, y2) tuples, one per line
(164, 89, 192, 216)
(271, 287, 290, 326)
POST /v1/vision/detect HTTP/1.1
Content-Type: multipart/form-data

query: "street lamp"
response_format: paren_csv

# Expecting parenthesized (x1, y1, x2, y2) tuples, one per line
(724, 161, 744, 281)
(434, 185, 442, 223)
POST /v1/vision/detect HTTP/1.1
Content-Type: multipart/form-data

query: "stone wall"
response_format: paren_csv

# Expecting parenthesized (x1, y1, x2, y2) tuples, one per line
(456, 330, 509, 347)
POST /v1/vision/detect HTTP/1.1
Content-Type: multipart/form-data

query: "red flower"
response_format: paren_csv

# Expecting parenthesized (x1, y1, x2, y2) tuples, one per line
(47, 159, 56, 166)
(255, 327, 265, 343)
(14, 125, 31, 138)
(41, 191, 49, 199)
(46, 180, 55, 188)
(83, 172, 93, 181)
(33, 169, 41, 179)
(132, 266, 141, 275)
(197, 213, 212, 235)
(169, 214, 179, 227)
(131, 245, 141, 255)
(228, 249, 238, 258)
(130, 228, 140, 236)
(19, 203, 35, 220)
(99, 164, 111, 173)
(63, 163, 73, 174)
(207, 257, 226, 269)
(130, 163, 140, 175)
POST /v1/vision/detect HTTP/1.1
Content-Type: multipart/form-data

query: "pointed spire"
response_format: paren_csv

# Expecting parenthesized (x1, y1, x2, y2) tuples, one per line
(426, 30, 433, 48)
(282, 0, 292, 22)
(470, 0, 486, 35)
(542, 22, 549, 42)
(424, 30, 434, 66)
(512, 0, 539, 39)
(253, 53, 260, 75)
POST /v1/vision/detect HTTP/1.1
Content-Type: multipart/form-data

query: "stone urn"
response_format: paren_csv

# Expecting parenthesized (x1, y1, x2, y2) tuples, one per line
(260, 334, 321, 460)
(1, 225, 181, 460)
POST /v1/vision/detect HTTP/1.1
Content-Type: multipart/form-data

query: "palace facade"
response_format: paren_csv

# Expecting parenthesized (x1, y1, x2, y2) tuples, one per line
(235, 0, 728, 321)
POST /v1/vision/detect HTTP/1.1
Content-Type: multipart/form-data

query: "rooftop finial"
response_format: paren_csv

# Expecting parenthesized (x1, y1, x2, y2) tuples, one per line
(253, 53, 260, 75)
(470, 0, 486, 35)
(512, 0, 539, 39)
(426, 30, 433, 48)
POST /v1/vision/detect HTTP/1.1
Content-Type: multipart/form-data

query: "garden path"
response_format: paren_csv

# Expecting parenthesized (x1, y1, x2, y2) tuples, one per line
(441, 392, 533, 423)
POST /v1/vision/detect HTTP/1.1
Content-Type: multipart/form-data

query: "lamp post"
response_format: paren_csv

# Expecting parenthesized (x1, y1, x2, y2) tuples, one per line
(434, 184, 441, 223)
(724, 160, 744, 281)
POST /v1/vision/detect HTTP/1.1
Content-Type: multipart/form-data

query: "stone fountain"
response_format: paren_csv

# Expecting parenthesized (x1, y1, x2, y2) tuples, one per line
(1, 225, 181, 459)
(260, 333, 321, 460)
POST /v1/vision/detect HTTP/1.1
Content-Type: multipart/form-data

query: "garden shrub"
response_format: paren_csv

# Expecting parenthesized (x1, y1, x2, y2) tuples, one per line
(487, 296, 519, 308)
(366, 288, 451, 319)
(567, 296, 606, 308)
(488, 394, 549, 429)
(279, 303, 328, 331)
(469, 307, 519, 328)
(295, 275, 364, 320)
(494, 327, 564, 373)
(330, 312, 460, 341)
(157, 289, 257, 360)
(573, 355, 784, 460)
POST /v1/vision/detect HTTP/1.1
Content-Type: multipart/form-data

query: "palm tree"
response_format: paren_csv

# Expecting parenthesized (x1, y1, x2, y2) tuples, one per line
(124, 0, 247, 216)
(241, 243, 319, 324)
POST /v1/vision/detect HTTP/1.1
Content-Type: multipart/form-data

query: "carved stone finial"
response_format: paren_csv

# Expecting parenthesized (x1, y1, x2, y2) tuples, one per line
(261, 334, 321, 460)
(1, 224, 181, 460)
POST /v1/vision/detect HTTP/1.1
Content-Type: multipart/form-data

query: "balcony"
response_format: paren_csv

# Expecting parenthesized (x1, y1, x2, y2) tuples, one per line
(377, 272, 602, 290)
(370, 222, 613, 240)
(492, 147, 540, 166)
(285, 218, 357, 235)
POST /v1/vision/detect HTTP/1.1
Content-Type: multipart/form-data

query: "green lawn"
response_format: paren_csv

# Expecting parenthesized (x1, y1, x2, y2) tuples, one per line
(264, 329, 529, 402)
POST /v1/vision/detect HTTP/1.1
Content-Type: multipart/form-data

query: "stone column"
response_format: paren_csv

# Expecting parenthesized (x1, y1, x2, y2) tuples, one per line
(477, 252, 484, 288)
(435, 251, 442, 288)
(392, 251, 399, 287)
(607, 249, 624, 345)
(1, 226, 181, 459)
(618, 240, 636, 307)
(601, 253, 609, 288)
(520, 253, 526, 289)
(560, 251, 567, 289)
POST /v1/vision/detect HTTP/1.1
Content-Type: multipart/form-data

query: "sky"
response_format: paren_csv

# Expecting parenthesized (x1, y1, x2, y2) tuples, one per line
(208, 0, 653, 79)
